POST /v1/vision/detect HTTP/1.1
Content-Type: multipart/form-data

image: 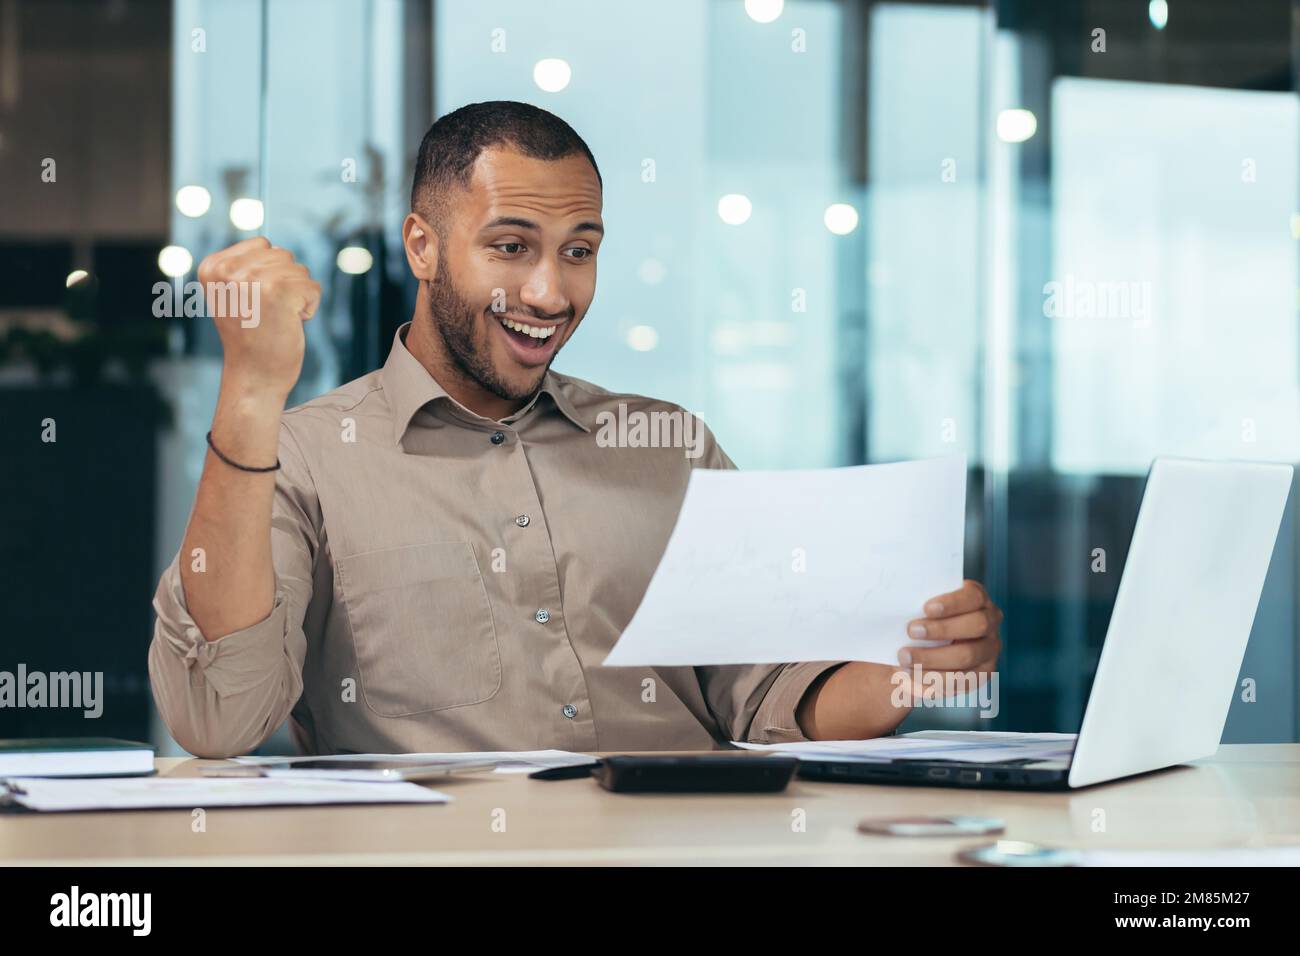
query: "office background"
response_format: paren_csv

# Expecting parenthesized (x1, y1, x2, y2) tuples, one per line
(0, 0, 1295, 754)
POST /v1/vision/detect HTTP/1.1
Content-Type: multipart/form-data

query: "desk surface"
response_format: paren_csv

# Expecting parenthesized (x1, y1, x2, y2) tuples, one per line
(3, 745, 1298, 865)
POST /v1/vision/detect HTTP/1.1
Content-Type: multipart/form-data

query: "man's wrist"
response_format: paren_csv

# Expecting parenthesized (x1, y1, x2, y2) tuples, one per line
(797, 661, 912, 740)
(217, 377, 290, 414)
(210, 379, 287, 469)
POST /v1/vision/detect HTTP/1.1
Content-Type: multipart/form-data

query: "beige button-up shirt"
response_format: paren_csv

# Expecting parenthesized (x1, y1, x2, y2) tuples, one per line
(150, 321, 843, 758)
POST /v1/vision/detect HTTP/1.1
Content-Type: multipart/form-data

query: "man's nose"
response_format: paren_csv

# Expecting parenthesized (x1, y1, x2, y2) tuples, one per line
(519, 259, 570, 318)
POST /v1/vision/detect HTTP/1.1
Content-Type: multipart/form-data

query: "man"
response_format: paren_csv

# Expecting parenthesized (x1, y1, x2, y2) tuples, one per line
(150, 101, 1002, 758)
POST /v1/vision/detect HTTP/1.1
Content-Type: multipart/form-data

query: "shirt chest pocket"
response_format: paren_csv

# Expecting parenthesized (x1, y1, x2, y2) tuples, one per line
(335, 541, 502, 717)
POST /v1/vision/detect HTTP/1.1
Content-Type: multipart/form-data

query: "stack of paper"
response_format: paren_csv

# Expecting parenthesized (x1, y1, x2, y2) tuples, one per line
(229, 749, 595, 774)
(0, 776, 449, 812)
(734, 731, 1078, 764)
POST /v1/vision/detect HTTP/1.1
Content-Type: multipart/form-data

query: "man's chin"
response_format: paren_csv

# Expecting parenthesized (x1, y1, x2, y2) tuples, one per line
(486, 365, 549, 403)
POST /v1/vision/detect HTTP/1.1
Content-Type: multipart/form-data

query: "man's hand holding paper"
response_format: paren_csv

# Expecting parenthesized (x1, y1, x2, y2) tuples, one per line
(603, 454, 1004, 739)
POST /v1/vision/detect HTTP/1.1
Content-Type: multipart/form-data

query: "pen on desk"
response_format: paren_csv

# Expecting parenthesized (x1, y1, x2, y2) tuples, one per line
(528, 762, 601, 780)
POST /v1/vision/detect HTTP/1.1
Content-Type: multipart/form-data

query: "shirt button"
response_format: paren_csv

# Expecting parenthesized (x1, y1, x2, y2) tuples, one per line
(535, 608, 551, 624)
(490, 430, 506, 445)
(562, 704, 577, 719)
(515, 514, 530, 528)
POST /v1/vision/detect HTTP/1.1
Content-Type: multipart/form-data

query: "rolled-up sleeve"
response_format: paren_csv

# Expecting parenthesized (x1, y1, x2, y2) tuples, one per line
(698, 660, 847, 744)
(685, 418, 848, 744)
(148, 420, 319, 758)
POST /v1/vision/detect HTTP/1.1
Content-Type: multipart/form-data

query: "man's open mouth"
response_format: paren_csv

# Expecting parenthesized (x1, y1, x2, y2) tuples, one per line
(495, 313, 563, 356)
(498, 314, 558, 340)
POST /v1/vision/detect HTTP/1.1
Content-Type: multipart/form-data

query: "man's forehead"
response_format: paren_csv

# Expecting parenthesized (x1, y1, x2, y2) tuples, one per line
(465, 147, 602, 220)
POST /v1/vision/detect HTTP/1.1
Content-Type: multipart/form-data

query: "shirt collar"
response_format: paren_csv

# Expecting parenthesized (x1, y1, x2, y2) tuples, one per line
(380, 321, 591, 446)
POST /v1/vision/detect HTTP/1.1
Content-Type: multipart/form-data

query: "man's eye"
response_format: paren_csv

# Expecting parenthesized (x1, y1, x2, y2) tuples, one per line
(566, 248, 592, 260)
(495, 243, 525, 254)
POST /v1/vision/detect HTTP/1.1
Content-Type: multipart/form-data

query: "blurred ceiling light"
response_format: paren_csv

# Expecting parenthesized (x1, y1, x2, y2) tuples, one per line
(626, 325, 659, 352)
(337, 246, 374, 275)
(229, 197, 264, 231)
(637, 258, 667, 285)
(996, 108, 1037, 143)
(533, 58, 572, 93)
(65, 269, 89, 288)
(717, 193, 753, 225)
(744, 0, 784, 23)
(175, 185, 211, 218)
(823, 203, 859, 235)
(1148, 0, 1168, 30)
(158, 245, 194, 278)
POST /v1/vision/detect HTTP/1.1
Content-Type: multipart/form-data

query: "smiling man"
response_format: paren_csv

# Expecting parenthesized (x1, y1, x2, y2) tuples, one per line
(149, 101, 1002, 758)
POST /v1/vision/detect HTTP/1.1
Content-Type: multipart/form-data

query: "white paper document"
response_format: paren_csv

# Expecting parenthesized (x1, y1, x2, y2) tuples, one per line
(603, 454, 967, 666)
(229, 749, 594, 775)
(733, 731, 1078, 765)
(0, 776, 450, 812)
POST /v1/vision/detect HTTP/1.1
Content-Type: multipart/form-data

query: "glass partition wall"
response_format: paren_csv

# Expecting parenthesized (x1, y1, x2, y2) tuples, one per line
(144, 0, 1299, 753)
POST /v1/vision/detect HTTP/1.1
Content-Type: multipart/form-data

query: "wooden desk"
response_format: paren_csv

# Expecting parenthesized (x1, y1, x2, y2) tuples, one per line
(3, 745, 1297, 865)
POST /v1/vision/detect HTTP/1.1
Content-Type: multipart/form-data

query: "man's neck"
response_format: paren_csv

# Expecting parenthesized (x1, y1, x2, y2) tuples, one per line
(404, 319, 528, 422)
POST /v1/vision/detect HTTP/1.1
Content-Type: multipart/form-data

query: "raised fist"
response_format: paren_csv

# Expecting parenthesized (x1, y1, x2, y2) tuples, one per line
(197, 236, 321, 400)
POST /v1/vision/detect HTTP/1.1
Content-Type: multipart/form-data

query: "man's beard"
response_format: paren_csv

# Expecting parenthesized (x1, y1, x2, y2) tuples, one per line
(425, 260, 550, 403)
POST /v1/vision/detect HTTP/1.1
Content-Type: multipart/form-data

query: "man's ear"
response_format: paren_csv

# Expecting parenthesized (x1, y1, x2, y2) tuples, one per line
(402, 213, 438, 281)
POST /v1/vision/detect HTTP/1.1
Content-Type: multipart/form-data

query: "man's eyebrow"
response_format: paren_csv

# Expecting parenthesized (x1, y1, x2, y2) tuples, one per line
(480, 215, 604, 237)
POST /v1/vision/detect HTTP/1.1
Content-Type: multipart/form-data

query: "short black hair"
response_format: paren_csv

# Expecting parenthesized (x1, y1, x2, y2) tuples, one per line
(410, 100, 603, 240)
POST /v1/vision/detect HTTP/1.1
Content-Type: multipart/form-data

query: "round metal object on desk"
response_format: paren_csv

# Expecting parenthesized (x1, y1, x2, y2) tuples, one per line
(858, 815, 1006, 838)
(958, 840, 1083, 867)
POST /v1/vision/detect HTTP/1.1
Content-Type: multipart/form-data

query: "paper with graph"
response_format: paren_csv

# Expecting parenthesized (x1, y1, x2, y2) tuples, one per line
(603, 454, 966, 666)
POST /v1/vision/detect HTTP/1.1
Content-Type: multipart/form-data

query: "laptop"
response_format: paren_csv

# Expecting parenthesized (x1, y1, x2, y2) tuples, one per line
(795, 457, 1294, 791)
